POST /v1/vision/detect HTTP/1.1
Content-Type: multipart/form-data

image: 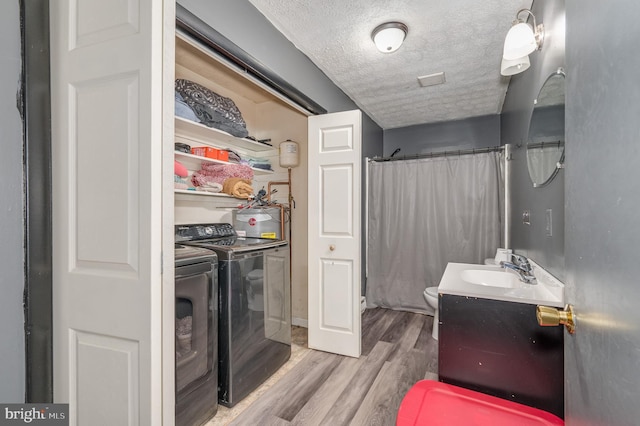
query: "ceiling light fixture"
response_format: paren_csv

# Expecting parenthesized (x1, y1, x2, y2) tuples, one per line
(372, 22, 408, 53)
(501, 9, 544, 76)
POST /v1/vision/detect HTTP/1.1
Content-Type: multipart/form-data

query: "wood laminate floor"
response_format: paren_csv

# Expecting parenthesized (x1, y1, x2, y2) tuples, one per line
(211, 308, 438, 426)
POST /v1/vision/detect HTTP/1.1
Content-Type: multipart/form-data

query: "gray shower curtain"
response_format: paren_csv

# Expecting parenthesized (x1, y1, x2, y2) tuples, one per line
(366, 151, 504, 313)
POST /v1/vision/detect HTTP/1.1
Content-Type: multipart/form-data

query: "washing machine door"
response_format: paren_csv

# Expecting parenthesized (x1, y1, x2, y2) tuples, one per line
(175, 260, 216, 393)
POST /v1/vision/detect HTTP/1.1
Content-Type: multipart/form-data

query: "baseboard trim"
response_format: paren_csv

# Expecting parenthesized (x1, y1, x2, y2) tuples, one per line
(292, 317, 308, 328)
(293, 300, 365, 327)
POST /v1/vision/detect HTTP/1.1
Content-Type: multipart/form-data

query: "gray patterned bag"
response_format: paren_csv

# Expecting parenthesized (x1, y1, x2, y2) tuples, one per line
(175, 79, 249, 138)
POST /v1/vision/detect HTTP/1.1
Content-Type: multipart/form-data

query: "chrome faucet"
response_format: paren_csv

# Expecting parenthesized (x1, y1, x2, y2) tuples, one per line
(500, 254, 536, 284)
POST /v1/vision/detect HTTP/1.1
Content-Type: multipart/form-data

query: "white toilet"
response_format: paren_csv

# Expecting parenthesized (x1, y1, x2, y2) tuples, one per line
(423, 286, 439, 340)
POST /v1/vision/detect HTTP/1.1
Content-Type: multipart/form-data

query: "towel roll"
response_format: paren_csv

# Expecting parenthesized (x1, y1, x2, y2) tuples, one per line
(222, 177, 253, 199)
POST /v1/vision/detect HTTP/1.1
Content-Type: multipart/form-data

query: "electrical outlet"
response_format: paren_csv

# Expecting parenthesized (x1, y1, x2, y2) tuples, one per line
(546, 209, 553, 236)
(522, 210, 531, 225)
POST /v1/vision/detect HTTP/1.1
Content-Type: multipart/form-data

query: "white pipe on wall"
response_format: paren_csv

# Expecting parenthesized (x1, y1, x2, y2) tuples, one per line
(364, 157, 370, 281)
(504, 143, 512, 249)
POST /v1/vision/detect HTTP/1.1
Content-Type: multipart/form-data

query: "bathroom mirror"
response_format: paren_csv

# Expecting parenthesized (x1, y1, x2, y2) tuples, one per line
(527, 68, 565, 188)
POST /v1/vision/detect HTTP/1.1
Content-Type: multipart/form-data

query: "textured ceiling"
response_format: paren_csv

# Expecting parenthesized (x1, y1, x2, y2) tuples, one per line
(249, 0, 533, 129)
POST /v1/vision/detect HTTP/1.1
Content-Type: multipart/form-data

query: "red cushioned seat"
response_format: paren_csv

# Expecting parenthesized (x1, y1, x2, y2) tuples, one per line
(397, 380, 564, 426)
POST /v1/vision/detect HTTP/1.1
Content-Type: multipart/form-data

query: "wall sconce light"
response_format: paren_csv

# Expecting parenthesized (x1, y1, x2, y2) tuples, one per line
(501, 9, 544, 76)
(372, 22, 408, 53)
(500, 55, 530, 76)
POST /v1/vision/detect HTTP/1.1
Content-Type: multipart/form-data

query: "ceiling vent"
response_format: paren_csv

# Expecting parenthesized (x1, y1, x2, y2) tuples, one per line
(418, 72, 446, 88)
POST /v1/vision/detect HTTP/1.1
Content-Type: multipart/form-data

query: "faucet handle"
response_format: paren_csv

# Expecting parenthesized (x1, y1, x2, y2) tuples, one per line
(510, 254, 532, 270)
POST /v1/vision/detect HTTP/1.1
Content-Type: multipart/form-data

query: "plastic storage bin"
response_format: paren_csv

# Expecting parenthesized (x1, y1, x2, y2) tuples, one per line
(396, 380, 564, 426)
(191, 146, 219, 159)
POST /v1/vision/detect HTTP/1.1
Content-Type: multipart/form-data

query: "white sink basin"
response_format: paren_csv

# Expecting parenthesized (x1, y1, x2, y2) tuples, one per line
(438, 261, 564, 306)
(460, 269, 521, 288)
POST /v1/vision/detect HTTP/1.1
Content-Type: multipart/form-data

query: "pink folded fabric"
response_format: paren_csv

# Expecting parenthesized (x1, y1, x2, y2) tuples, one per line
(191, 163, 253, 187)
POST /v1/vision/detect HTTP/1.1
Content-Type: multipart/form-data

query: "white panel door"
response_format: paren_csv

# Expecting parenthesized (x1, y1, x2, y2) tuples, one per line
(50, 0, 173, 424)
(308, 110, 362, 357)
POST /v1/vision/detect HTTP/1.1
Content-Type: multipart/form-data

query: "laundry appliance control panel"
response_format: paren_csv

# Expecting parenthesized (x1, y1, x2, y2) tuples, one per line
(175, 223, 236, 242)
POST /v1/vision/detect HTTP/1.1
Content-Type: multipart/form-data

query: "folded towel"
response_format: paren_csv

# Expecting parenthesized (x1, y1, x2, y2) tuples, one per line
(200, 162, 253, 175)
(191, 163, 254, 187)
(246, 157, 272, 170)
(197, 181, 223, 193)
(222, 177, 253, 199)
(223, 149, 242, 163)
(250, 162, 273, 171)
(174, 175, 189, 190)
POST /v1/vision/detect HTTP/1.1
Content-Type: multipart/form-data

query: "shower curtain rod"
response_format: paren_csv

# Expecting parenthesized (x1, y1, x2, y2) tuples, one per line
(527, 141, 564, 150)
(370, 145, 504, 162)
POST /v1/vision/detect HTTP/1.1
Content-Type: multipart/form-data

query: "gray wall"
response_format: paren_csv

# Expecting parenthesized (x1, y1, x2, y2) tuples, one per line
(0, 0, 25, 402)
(500, 0, 566, 280)
(384, 114, 501, 157)
(564, 0, 640, 423)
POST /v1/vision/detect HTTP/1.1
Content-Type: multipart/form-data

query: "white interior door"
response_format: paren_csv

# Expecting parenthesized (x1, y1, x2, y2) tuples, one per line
(50, 1, 173, 424)
(308, 110, 362, 358)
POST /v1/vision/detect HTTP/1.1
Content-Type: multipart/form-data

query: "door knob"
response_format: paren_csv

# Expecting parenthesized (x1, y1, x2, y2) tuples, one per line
(536, 304, 575, 334)
(329, 244, 336, 251)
